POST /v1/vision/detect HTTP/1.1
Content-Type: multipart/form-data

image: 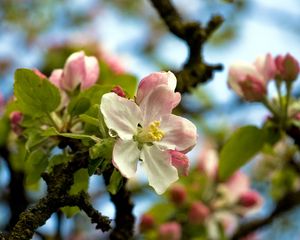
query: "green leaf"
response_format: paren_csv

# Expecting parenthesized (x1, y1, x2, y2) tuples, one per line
(98, 60, 138, 97)
(61, 206, 80, 218)
(88, 139, 114, 175)
(79, 114, 99, 127)
(148, 203, 175, 224)
(107, 169, 124, 195)
(48, 154, 69, 171)
(69, 169, 89, 195)
(89, 139, 114, 160)
(25, 130, 48, 152)
(25, 149, 48, 185)
(0, 116, 10, 146)
(68, 97, 91, 116)
(80, 85, 112, 105)
(42, 127, 101, 142)
(219, 126, 265, 180)
(14, 68, 61, 116)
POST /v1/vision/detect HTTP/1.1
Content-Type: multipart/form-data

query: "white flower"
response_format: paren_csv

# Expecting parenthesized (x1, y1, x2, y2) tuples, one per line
(100, 72, 197, 194)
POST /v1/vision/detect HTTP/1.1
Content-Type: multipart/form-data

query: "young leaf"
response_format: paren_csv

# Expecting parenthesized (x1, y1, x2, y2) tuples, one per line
(79, 114, 100, 127)
(14, 68, 61, 116)
(25, 149, 48, 185)
(69, 169, 89, 195)
(218, 126, 265, 180)
(68, 97, 91, 116)
(42, 127, 101, 142)
(107, 169, 124, 195)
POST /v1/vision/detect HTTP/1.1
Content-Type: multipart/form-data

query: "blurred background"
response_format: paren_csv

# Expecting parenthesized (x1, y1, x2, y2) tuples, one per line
(1, 0, 300, 239)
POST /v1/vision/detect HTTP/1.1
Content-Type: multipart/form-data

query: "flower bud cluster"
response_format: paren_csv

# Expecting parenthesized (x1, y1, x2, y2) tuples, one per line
(228, 53, 299, 102)
(140, 143, 263, 239)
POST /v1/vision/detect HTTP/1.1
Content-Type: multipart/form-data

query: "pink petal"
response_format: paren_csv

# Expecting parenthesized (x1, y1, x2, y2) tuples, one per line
(49, 69, 63, 88)
(225, 171, 250, 199)
(254, 53, 276, 81)
(100, 92, 142, 140)
(141, 145, 178, 194)
(81, 56, 99, 90)
(62, 51, 86, 91)
(158, 114, 197, 152)
(112, 139, 140, 178)
(136, 71, 177, 104)
(140, 86, 181, 126)
(168, 150, 189, 176)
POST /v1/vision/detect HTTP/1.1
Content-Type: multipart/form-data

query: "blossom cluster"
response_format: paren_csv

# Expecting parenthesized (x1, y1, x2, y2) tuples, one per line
(228, 53, 299, 102)
(140, 141, 263, 239)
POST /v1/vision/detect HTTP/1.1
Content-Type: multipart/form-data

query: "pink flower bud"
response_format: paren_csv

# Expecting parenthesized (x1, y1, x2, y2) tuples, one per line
(9, 111, 23, 135)
(139, 214, 155, 232)
(238, 74, 267, 101)
(228, 54, 276, 102)
(169, 184, 187, 205)
(111, 85, 126, 98)
(33, 68, 47, 79)
(275, 53, 299, 82)
(168, 150, 189, 176)
(158, 222, 182, 240)
(188, 201, 210, 225)
(50, 51, 100, 91)
(238, 191, 262, 208)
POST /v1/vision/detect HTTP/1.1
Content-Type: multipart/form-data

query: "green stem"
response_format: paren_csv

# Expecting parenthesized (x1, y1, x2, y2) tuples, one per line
(283, 82, 292, 128)
(275, 80, 283, 113)
(46, 112, 59, 131)
(262, 97, 277, 117)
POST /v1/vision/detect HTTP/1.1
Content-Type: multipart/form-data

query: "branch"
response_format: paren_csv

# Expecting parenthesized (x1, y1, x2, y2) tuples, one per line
(3, 150, 111, 240)
(150, 0, 224, 93)
(232, 190, 300, 240)
(103, 170, 135, 240)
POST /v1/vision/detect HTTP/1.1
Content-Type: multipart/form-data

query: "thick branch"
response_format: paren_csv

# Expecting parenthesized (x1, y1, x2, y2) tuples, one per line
(232, 190, 300, 240)
(3, 150, 111, 240)
(103, 170, 134, 240)
(150, 0, 223, 93)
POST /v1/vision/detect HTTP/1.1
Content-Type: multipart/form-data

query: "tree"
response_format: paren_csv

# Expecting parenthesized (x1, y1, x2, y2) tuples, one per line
(1, 0, 300, 239)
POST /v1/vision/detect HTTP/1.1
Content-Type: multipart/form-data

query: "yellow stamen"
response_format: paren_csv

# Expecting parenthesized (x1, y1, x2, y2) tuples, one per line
(136, 121, 165, 143)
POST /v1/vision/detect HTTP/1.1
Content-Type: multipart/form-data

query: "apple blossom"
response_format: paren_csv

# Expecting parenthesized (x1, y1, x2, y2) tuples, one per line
(275, 53, 299, 82)
(139, 214, 155, 232)
(188, 201, 210, 224)
(158, 222, 182, 240)
(100, 72, 197, 194)
(169, 184, 187, 205)
(49, 51, 99, 91)
(238, 190, 262, 208)
(228, 54, 276, 101)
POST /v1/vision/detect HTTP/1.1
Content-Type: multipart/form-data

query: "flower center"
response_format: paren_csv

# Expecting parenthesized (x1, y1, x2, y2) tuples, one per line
(136, 121, 165, 143)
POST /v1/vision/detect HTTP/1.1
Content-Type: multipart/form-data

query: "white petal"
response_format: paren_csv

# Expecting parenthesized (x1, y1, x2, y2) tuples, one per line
(141, 145, 178, 194)
(158, 114, 197, 152)
(113, 139, 140, 178)
(140, 86, 180, 126)
(100, 92, 142, 140)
